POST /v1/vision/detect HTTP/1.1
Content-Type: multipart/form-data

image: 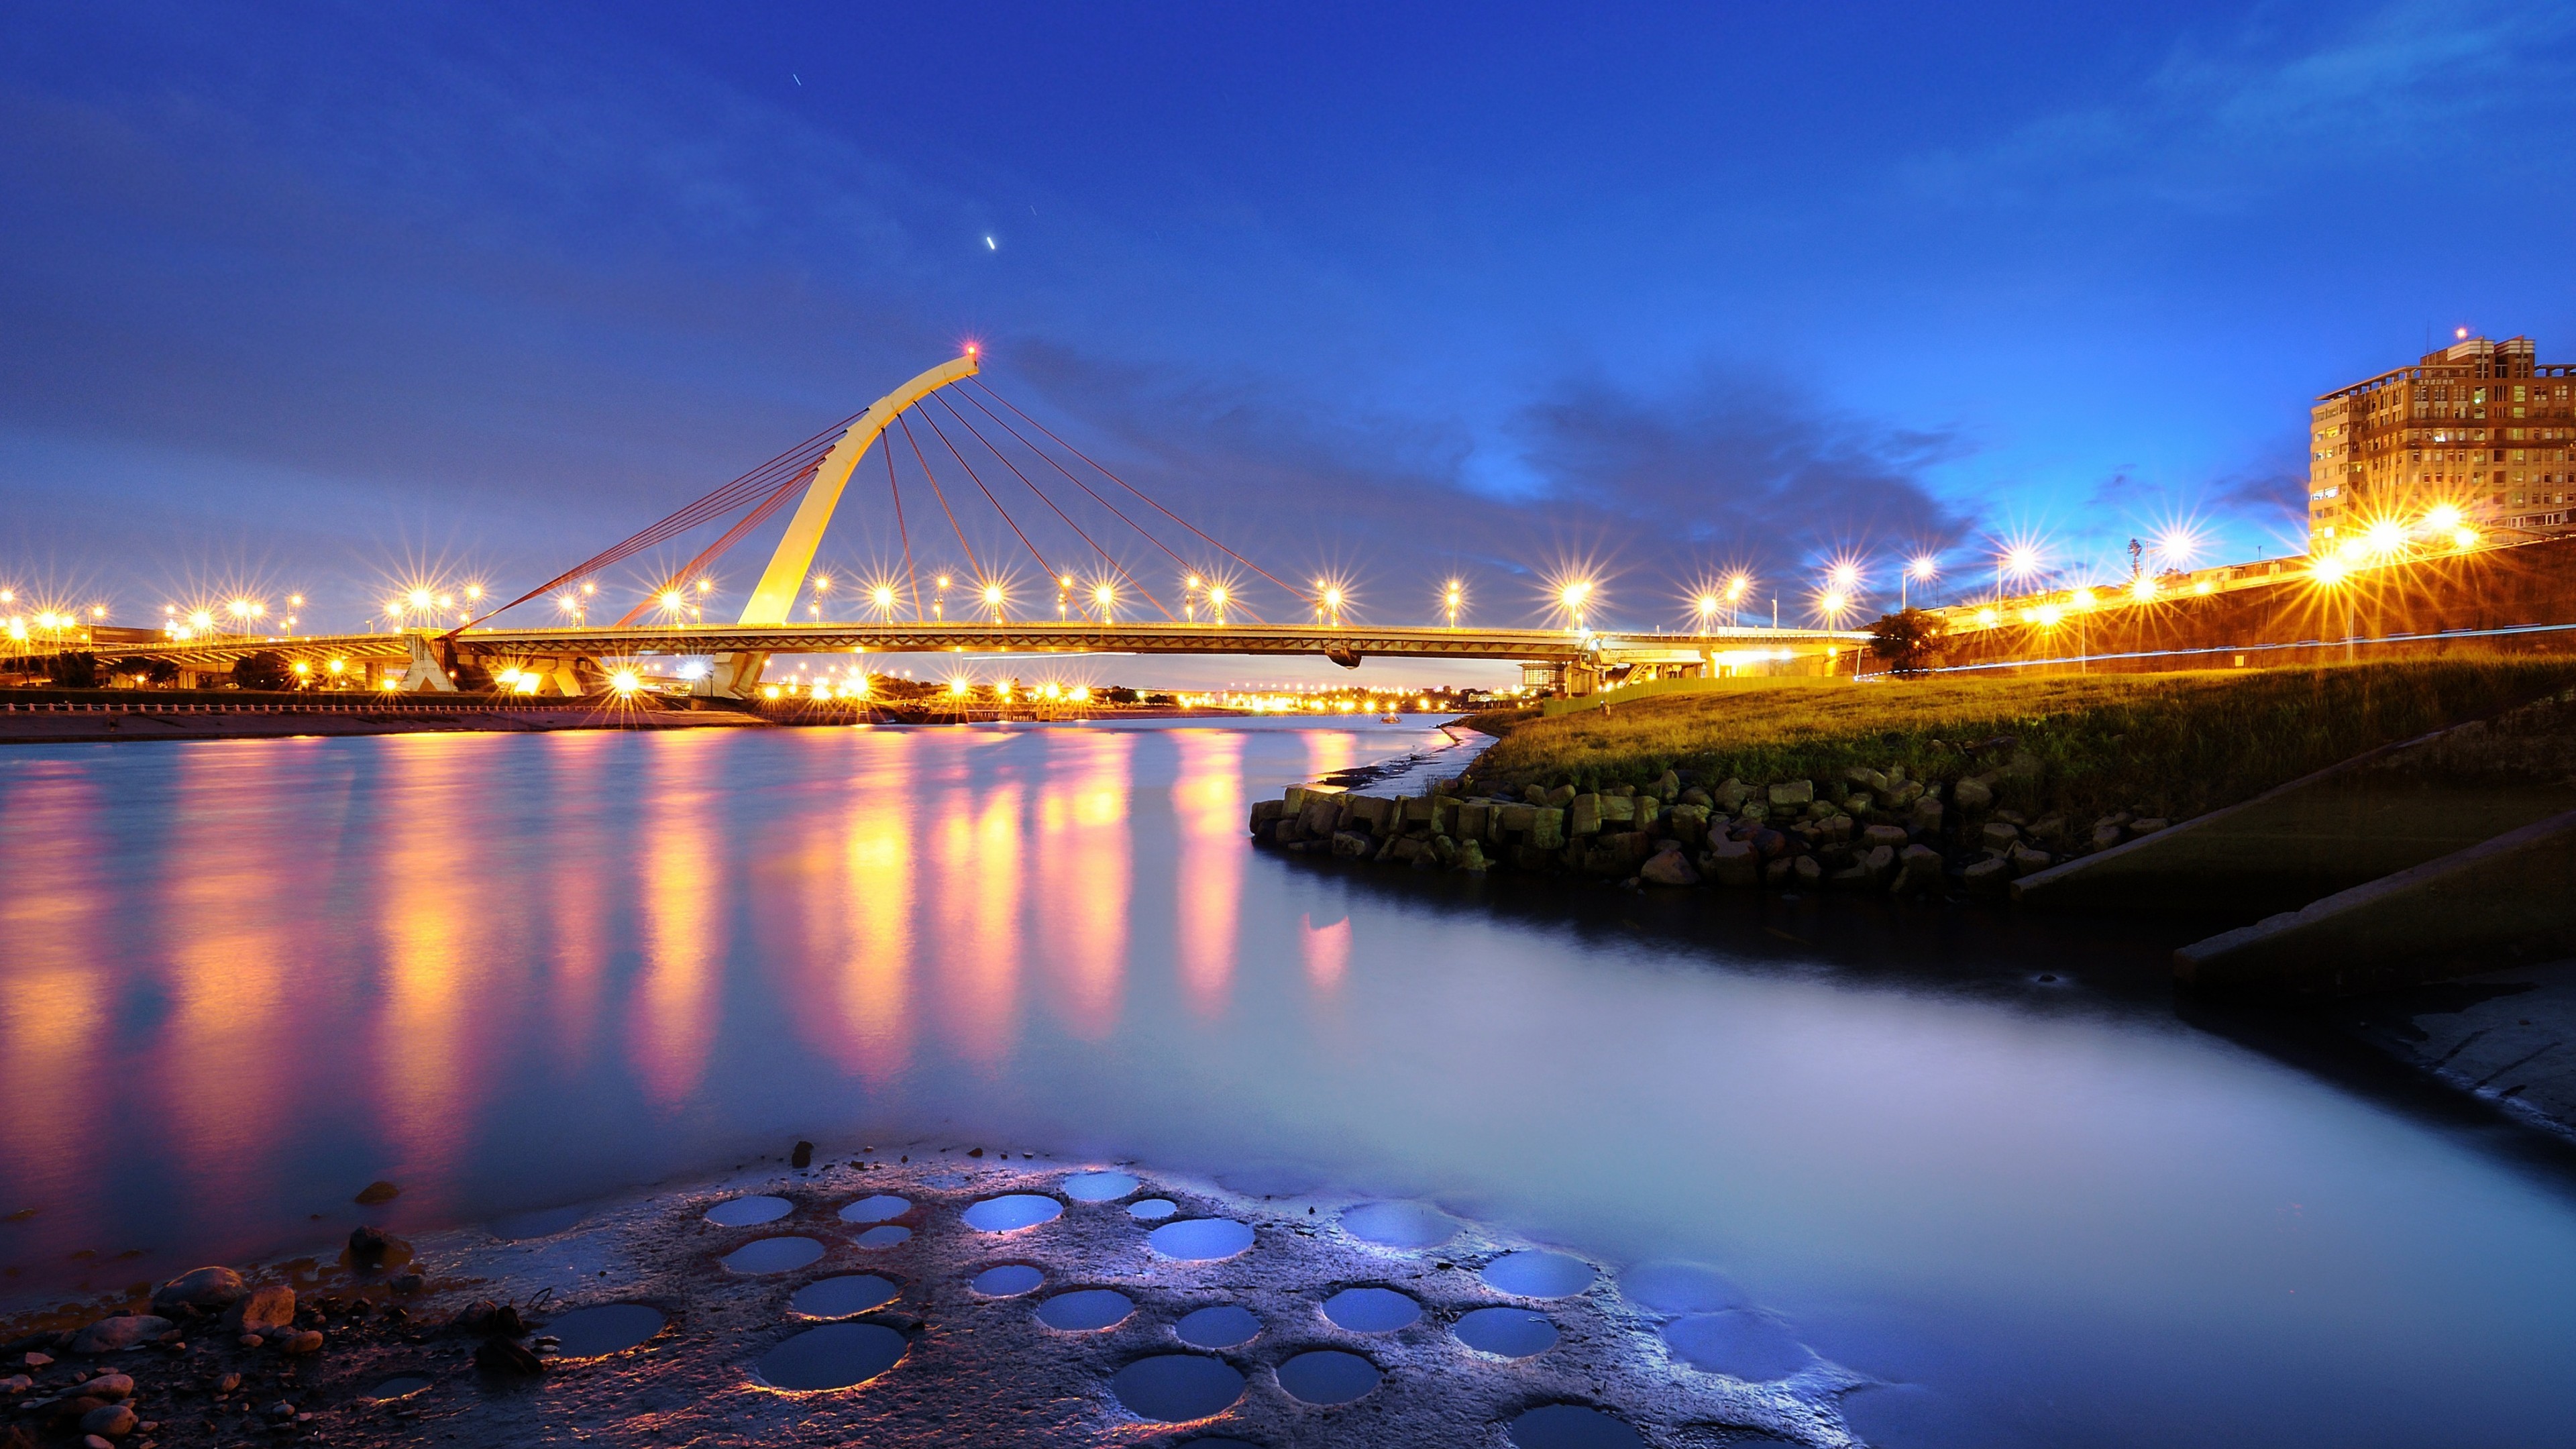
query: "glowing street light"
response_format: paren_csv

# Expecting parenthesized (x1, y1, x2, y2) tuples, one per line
(871, 584, 897, 621)
(1093, 582, 1117, 623)
(1443, 579, 1464, 629)
(1903, 555, 1937, 610)
(1558, 580, 1593, 631)
(982, 582, 1006, 622)
(1996, 543, 2041, 603)
(1696, 592, 1719, 631)
(1207, 582, 1229, 626)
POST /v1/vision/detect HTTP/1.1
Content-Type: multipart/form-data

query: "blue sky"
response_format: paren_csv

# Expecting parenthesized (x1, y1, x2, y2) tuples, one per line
(4, 1, 2573, 681)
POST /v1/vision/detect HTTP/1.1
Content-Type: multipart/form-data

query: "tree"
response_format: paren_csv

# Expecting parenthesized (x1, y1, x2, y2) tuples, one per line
(44, 651, 101, 688)
(1868, 608, 1947, 674)
(234, 650, 294, 691)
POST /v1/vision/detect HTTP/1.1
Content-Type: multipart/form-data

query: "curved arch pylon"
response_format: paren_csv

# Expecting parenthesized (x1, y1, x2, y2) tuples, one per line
(735, 348, 982, 626)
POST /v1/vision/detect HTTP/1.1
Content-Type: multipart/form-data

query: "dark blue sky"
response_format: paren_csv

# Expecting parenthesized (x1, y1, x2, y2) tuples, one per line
(5, 1, 2573, 662)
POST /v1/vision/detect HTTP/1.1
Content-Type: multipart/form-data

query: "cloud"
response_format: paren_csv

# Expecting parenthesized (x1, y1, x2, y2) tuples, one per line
(1901, 0, 2576, 211)
(977, 341, 1976, 627)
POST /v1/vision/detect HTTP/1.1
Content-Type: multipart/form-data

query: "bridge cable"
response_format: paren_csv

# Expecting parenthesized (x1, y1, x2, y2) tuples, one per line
(924, 397, 1173, 621)
(608, 460, 816, 628)
(894, 414, 985, 611)
(883, 432, 922, 622)
(910, 404, 1057, 588)
(965, 379, 1305, 606)
(448, 410, 858, 637)
(944, 390, 1223, 618)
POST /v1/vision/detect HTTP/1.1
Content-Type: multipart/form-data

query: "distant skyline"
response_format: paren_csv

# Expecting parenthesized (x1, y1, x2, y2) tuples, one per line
(5, 1, 2573, 686)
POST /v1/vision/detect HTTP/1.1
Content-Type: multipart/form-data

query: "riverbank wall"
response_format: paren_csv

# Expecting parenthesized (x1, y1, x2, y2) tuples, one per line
(1249, 742, 2146, 897)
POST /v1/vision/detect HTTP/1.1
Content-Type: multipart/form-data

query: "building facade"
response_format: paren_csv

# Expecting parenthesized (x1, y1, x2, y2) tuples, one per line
(2310, 334, 2576, 546)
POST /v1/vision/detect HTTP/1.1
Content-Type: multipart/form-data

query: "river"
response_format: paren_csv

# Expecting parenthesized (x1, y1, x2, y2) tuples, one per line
(3, 720, 2573, 1446)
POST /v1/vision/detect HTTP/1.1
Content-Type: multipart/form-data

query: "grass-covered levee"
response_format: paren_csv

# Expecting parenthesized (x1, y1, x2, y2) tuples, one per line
(1460, 656, 2576, 826)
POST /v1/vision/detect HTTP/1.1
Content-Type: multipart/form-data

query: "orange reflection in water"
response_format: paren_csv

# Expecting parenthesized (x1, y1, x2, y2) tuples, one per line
(933, 778, 1023, 1065)
(1305, 729, 1357, 784)
(630, 736, 727, 1106)
(786, 735, 918, 1081)
(0, 765, 113, 1209)
(372, 737, 517, 1190)
(1301, 910, 1351, 990)
(1171, 731, 1245, 1017)
(537, 734, 616, 1070)
(1034, 731, 1134, 1040)
(158, 747, 313, 1199)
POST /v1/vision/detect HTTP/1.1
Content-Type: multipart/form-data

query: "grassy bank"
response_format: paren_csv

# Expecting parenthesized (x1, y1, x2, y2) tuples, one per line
(1461, 657, 2576, 824)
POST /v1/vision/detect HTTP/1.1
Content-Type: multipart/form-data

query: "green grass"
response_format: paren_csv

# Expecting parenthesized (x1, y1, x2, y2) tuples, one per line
(1460, 657, 2576, 822)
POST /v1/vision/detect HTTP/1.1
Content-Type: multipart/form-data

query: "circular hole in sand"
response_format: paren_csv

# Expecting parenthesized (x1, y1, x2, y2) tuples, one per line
(961, 1194, 1064, 1232)
(1148, 1218, 1253, 1261)
(970, 1264, 1044, 1297)
(488, 1205, 584, 1240)
(1509, 1404, 1646, 1449)
(1275, 1349, 1380, 1405)
(790, 1275, 899, 1318)
(1036, 1288, 1134, 1332)
(1175, 1305, 1260, 1349)
(1111, 1354, 1246, 1422)
(1064, 1171, 1140, 1202)
(1322, 1287, 1419, 1333)
(543, 1303, 665, 1358)
(853, 1225, 912, 1250)
(1480, 1250, 1593, 1298)
(757, 1322, 908, 1391)
(1658, 1311, 1813, 1381)
(837, 1195, 911, 1224)
(1340, 1201, 1459, 1248)
(722, 1236, 826, 1275)
(1127, 1198, 1179, 1221)
(705, 1195, 794, 1227)
(1454, 1307, 1558, 1358)
(1619, 1260, 1741, 1316)
(368, 1375, 433, 1400)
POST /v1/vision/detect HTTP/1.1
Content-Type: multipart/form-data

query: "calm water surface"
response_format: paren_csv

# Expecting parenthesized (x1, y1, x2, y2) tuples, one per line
(4, 722, 2575, 1447)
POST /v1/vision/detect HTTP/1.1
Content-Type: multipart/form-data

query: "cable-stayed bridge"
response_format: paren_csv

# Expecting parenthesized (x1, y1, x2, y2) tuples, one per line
(89, 351, 1863, 697)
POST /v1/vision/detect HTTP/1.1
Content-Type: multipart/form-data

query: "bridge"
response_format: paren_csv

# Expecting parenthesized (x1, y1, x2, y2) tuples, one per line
(76, 350, 1867, 697)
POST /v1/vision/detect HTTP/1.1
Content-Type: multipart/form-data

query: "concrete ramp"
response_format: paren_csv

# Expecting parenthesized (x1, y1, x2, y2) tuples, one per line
(2174, 810, 2576, 996)
(2012, 727, 2576, 920)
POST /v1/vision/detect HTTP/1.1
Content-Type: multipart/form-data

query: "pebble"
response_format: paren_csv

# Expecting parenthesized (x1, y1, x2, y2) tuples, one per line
(0, 1375, 28, 1395)
(84, 1436, 114, 1449)
(237, 1336, 263, 1349)
(79, 1404, 137, 1438)
(152, 1267, 247, 1311)
(80, 1374, 132, 1401)
(217, 1374, 241, 1393)
(280, 1332, 323, 1356)
(23, 1353, 52, 1367)
(224, 1285, 297, 1336)
(68, 1316, 173, 1355)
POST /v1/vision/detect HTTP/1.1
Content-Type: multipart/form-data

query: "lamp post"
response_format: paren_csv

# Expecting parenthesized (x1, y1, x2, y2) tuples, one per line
(1904, 557, 1935, 611)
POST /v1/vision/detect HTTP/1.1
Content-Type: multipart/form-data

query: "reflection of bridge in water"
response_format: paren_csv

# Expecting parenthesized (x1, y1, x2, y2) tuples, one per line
(99, 350, 1864, 697)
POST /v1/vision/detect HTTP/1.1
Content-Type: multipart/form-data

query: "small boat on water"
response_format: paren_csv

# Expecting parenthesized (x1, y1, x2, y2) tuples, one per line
(1379, 712, 1403, 724)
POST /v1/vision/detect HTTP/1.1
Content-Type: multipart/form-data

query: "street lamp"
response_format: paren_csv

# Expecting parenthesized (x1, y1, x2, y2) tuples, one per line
(1904, 556, 1936, 610)
(1559, 580, 1593, 632)
(1207, 582, 1229, 627)
(1443, 580, 1463, 629)
(1696, 592, 1719, 632)
(1723, 573, 1750, 627)
(982, 581, 1006, 622)
(1093, 582, 1116, 623)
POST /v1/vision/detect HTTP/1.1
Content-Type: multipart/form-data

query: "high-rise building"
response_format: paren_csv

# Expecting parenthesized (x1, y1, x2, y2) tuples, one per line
(2310, 334, 2576, 545)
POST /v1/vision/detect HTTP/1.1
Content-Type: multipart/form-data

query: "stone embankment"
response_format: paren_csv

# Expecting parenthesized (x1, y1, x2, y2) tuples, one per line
(1249, 741, 2174, 896)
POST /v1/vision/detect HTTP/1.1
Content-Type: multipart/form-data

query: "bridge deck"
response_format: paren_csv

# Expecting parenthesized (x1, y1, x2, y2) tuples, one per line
(89, 619, 1866, 666)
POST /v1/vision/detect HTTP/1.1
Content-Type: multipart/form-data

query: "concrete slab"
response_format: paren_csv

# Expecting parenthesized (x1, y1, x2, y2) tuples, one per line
(2335, 959, 2576, 1142)
(2174, 809, 2576, 996)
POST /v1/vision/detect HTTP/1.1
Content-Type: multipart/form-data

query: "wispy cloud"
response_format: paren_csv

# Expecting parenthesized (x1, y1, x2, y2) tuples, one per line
(1903, 0, 2576, 211)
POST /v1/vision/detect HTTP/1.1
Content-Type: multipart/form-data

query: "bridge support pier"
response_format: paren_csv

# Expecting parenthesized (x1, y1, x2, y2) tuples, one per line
(696, 650, 770, 701)
(400, 632, 459, 692)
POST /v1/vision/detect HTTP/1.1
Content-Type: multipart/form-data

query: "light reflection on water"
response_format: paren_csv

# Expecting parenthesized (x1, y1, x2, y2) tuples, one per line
(1, 720, 2574, 1446)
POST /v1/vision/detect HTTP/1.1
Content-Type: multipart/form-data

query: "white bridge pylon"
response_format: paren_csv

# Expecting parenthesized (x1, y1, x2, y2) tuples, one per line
(734, 348, 982, 627)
